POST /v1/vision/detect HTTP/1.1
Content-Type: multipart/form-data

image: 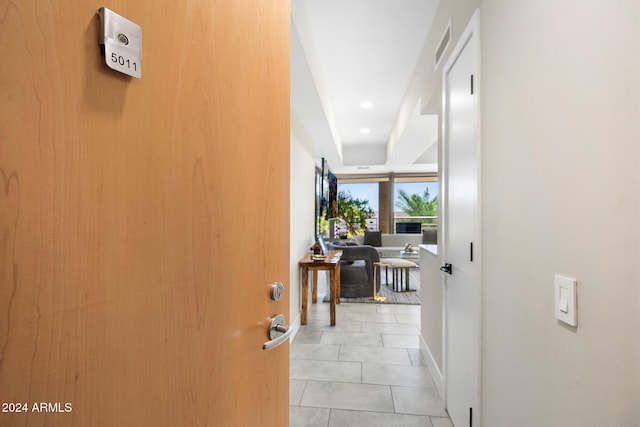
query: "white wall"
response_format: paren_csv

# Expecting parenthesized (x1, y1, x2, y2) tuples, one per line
(481, 1, 640, 425)
(289, 113, 317, 335)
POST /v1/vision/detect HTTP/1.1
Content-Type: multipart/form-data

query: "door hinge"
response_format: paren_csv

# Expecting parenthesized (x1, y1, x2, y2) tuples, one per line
(470, 74, 474, 95)
(470, 242, 474, 262)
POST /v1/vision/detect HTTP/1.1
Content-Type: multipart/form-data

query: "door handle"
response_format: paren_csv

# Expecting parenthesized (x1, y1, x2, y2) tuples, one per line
(262, 314, 293, 351)
(440, 263, 453, 275)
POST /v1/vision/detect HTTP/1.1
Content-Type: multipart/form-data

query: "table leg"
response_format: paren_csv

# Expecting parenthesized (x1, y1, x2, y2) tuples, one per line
(372, 262, 388, 302)
(336, 263, 341, 304)
(312, 270, 318, 303)
(301, 266, 308, 325)
(330, 267, 336, 326)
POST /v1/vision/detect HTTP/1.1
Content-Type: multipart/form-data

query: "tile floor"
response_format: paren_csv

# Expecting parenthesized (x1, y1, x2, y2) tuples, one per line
(290, 274, 453, 427)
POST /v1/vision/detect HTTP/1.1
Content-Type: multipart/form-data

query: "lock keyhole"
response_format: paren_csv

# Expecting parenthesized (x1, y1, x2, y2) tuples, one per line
(270, 282, 285, 301)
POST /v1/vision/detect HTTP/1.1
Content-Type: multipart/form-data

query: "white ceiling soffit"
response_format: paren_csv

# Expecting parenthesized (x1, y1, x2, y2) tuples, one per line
(291, 18, 343, 170)
(415, 141, 438, 164)
(291, 0, 440, 175)
(343, 143, 386, 166)
(387, 101, 438, 168)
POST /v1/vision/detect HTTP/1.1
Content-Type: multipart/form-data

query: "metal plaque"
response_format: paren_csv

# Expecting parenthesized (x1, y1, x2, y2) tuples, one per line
(98, 7, 142, 78)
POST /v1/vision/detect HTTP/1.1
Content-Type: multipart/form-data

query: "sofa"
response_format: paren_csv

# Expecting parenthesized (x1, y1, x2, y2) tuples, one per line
(351, 231, 437, 258)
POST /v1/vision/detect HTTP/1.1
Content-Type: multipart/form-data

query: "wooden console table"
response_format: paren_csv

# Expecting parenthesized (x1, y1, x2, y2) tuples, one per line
(299, 250, 342, 326)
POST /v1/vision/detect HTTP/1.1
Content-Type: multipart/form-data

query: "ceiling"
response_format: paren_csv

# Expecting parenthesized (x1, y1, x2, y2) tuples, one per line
(291, 0, 440, 175)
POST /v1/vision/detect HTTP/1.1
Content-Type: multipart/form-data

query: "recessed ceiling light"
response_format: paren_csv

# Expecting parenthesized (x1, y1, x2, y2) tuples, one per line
(360, 101, 374, 109)
(360, 128, 371, 135)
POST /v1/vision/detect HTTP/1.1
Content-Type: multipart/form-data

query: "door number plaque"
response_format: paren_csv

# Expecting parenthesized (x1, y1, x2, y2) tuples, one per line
(98, 7, 142, 78)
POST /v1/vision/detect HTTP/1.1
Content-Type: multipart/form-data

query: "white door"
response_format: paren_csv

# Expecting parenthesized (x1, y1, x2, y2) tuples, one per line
(442, 10, 481, 427)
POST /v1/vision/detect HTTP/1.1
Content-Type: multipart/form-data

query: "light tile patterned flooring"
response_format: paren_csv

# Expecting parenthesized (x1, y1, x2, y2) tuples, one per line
(290, 274, 453, 427)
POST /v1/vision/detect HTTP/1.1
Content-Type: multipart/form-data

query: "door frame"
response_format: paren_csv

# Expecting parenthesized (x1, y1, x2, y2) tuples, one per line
(440, 8, 482, 426)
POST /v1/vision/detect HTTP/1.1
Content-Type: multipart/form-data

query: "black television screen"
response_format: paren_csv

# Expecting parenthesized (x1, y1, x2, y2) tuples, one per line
(396, 222, 421, 234)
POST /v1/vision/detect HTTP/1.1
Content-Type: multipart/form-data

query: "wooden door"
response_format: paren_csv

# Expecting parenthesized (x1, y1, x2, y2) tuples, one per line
(442, 11, 481, 427)
(0, 1, 290, 426)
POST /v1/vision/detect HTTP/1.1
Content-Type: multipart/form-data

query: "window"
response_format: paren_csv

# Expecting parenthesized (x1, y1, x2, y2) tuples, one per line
(394, 176, 438, 232)
(332, 174, 438, 236)
(338, 181, 380, 233)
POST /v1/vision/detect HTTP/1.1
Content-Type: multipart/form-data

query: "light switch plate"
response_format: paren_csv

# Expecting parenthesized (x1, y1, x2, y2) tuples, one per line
(554, 275, 577, 326)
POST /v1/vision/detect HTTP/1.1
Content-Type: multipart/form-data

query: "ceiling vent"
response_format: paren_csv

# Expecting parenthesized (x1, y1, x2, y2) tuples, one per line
(434, 21, 452, 69)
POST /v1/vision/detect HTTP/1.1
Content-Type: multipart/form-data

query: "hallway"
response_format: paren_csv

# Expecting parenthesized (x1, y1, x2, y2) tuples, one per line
(290, 274, 453, 427)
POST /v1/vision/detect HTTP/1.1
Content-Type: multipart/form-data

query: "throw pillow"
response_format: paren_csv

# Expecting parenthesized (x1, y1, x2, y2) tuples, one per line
(422, 230, 437, 244)
(363, 231, 382, 247)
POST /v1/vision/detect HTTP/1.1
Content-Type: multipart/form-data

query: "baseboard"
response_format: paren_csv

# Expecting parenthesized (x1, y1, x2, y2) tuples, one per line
(420, 333, 445, 401)
(289, 310, 302, 345)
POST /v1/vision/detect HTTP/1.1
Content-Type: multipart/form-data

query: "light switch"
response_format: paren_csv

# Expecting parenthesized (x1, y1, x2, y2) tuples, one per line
(554, 275, 577, 326)
(559, 297, 568, 313)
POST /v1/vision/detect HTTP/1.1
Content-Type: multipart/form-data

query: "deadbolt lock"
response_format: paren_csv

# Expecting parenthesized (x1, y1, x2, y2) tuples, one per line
(270, 282, 285, 301)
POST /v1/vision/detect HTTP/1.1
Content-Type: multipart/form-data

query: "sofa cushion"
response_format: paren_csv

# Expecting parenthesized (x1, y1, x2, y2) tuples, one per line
(353, 233, 424, 248)
(381, 234, 423, 247)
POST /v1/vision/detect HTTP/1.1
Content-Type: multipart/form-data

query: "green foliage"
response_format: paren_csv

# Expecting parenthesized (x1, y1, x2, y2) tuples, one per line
(319, 215, 329, 235)
(337, 191, 374, 235)
(396, 188, 438, 217)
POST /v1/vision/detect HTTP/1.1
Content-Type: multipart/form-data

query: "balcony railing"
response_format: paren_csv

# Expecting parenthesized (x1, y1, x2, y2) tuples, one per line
(330, 216, 438, 237)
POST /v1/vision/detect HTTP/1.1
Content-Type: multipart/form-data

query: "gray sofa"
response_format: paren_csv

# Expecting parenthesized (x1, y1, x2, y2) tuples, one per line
(352, 231, 436, 258)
